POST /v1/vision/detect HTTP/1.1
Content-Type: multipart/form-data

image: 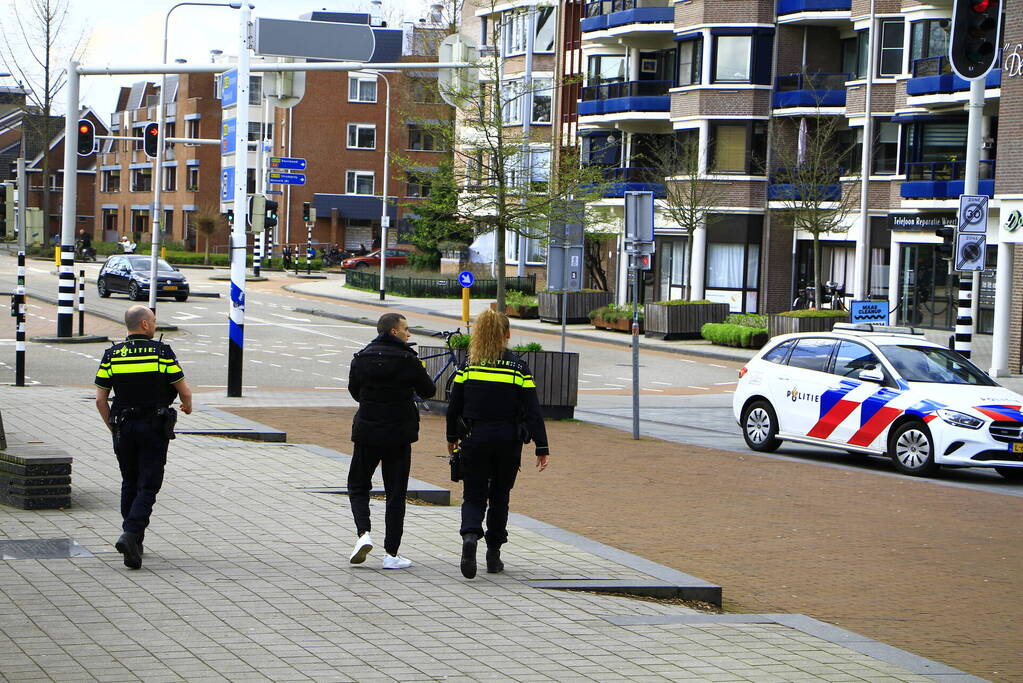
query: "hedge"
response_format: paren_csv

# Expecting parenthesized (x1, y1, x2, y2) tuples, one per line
(588, 303, 643, 323)
(775, 309, 849, 318)
(648, 299, 713, 306)
(27, 244, 323, 270)
(701, 322, 769, 349)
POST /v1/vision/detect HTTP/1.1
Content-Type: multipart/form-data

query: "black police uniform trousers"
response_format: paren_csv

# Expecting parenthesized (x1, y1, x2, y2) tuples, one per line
(347, 443, 411, 556)
(459, 438, 522, 547)
(114, 417, 170, 536)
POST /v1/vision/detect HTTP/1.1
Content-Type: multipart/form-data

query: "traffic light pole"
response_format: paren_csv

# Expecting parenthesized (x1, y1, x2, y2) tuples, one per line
(57, 61, 80, 338)
(227, 4, 251, 397)
(954, 78, 985, 359)
(16, 157, 27, 386)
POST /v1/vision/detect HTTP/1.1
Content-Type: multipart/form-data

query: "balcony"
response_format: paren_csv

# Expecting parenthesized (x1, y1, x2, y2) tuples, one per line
(901, 160, 996, 199)
(581, 0, 673, 33)
(907, 57, 1002, 97)
(584, 166, 666, 198)
(579, 80, 671, 116)
(768, 167, 841, 201)
(772, 73, 849, 109)
(777, 0, 850, 14)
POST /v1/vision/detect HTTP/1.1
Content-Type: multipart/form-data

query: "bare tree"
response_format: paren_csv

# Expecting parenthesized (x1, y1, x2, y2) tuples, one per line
(190, 205, 225, 266)
(0, 0, 88, 236)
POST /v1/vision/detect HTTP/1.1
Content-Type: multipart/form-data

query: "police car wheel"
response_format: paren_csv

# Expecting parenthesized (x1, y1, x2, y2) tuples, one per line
(995, 467, 1023, 481)
(889, 422, 938, 476)
(742, 400, 781, 452)
(97, 278, 110, 298)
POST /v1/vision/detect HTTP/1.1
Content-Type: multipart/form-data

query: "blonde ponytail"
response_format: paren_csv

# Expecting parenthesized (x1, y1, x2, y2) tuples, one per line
(469, 309, 510, 365)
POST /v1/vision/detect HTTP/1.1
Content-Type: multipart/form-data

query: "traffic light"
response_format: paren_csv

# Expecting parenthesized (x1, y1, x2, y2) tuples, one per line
(249, 195, 266, 233)
(302, 201, 316, 223)
(265, 199, 279, 230)
(936, 225, 955, 259)
(0, 182, 10, 236)
(226, 209, 234, 226)
(77, 119, 95, 156)
(949, 0, 1002, 79)
(143, 122, 159, 158)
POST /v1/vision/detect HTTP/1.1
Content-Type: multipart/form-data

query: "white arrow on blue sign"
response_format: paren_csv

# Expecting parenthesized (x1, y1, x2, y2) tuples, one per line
(270, 156, 306, 171)
(221, 168, 235, 201)
(268, 171, 306, 186)
(458, 271, 475, 288)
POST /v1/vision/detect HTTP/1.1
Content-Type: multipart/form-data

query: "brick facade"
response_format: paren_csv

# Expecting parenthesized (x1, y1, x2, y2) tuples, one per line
(675, 0, 776, 27)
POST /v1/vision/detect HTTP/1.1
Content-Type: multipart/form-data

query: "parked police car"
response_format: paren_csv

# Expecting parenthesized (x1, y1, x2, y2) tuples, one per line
(733, 324, 1023, 480)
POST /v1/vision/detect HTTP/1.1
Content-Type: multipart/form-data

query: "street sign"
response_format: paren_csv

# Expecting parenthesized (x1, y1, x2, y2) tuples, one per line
(221, 118, 236, 154)
(850, 300, 890, 324)
(220, 168, 235, 202)
(624, 191, 654, 244)
(269, 156, 306, 171)
(458, 270, 475, 288)
(253, 17, 375, 61)
(268, 171, 306, 186)
(220, 68, 238, 107)
(547, 246, 584, 292)
(955, 232, 987, 272)
(958, 194, 989, 234)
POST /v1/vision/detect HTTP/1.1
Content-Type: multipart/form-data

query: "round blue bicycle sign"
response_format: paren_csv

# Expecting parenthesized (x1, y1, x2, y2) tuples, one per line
(458, 270, 475, 288)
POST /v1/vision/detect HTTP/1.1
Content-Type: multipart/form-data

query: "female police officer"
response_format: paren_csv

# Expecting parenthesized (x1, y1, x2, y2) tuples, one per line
(445, 309, 549, 579)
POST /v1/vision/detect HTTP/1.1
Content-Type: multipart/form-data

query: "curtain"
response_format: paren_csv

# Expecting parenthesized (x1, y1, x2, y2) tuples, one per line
(712, 125, 746, 173)
(707, 243, 744, 288)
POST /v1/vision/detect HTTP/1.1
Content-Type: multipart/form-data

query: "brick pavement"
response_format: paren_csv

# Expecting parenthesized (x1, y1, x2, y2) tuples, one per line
(0, 386, 976, 682)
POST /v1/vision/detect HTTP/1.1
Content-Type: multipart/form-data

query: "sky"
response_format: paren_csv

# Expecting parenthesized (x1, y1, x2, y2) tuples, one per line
(1, 0, 433, 123)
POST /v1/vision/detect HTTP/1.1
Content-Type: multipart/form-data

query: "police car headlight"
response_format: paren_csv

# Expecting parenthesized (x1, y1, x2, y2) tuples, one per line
(937, 409, 984, 430)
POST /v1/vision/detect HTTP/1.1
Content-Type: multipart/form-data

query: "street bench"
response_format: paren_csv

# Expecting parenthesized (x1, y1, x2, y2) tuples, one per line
(0, 412, 73, 510)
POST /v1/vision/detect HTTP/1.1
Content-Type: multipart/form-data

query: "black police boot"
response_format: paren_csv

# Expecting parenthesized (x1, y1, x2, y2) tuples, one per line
(486, 546, 504, 574)
(115, 532, 143, 570)
(460, 533, 479, 579)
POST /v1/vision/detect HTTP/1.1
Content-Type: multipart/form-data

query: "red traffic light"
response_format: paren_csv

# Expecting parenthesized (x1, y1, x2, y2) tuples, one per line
(143, 122, 159, 158)
(970, 0, 990, 11)
(76, 119, 95, 156)
(78, 124, 90, 134)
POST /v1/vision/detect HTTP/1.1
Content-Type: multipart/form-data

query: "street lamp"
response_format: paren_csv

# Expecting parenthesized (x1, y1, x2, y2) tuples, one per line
(148, 2, 244, 312)
(367, 69, 397, 301)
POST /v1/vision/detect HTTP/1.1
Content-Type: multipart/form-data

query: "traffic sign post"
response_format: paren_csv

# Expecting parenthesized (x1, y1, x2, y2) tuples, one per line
(268, 171, 306, 185)
(459, 270, 474, 326)
(623, 191, 654, 442)
(269, 156, 306, 171)
(958, 194, 988, 234)
(955, 233, 987, 272)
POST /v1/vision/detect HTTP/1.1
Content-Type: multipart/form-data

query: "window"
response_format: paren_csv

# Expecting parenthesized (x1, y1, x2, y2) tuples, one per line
(187, 166, 199, 191)
(349, 75, 377, 103)
(581, 132, 622, 167)
(131, 168, 152, 192)
(677, 37, 703, 86)
(710, 122, 766, 174)
(534, 6, 555, 52)
(832, 342, 881, 378)
(532, 79, 552, 124)
(163, 166, 177, 192)
(406, 171, 432, 198)
(787, 339, 837, 373)
(502, 9, 527, 55)
(714, 35, 752, 82)
(408, 124, 439, 151)
(347, 123, 376, 150)
(501, 81, 521, 125)
(842, 32, 868, 79)
(186, 118, 200, 138)
(587, 55, 626, 84)
(247, 122, 272, 142)
(163, 209, 173, 235)
(910, 19, 950, 62)
(879, 345, 995, 385)
(102, 169, 120, 193)
(246, 168, 256, 195)
(346, 170, 374, 195)
(763, 341, 794, 364)
(873, 121, 899, 175)
(410, 78, 440, 104)
(248, 75, 262, 105)
(878, 20, 904, 77)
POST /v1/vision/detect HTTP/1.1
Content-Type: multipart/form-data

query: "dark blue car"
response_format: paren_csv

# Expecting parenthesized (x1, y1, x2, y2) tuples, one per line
(97, 255, 190, 302)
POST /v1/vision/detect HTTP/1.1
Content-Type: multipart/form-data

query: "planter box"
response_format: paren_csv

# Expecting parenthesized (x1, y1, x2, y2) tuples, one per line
(489, 302, 539, 319)
(768, 312, 849, 338)
(538, 290, 614, 324)
(591, 315, 640, 333)
(419, 346, 578, 419)
(644, 302, 730, 340)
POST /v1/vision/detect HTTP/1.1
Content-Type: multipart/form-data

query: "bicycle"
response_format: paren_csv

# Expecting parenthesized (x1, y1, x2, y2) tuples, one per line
(822, 281, 846, 311)
(415, 328, 464, 413)
(792, 281, 814, 310)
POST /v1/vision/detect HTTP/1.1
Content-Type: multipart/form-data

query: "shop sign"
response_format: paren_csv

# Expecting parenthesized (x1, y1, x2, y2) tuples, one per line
(888, 213, 956, 232)
(999, 201, 1023, 243)
(1005, 209, 1023, 233)
(1004, 43, 1022, 79)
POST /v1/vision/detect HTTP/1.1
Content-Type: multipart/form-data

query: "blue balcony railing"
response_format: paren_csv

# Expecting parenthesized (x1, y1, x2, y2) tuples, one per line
(579, 79, 671, 116)
(907, 56, 1002, 95)
(777, 0, 851, 15)
(901, 159, 996, 199)
(772, 72, 849, 108)
(582, 0, 673, 33)
(583, 166, 666, 198)
(768, 166, 843, 200)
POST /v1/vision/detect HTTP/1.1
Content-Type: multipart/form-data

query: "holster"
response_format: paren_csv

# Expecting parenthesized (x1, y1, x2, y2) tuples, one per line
(156, 407, 177, 440)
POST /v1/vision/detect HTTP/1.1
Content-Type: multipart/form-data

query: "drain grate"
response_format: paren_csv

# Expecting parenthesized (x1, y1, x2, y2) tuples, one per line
(0, 538, 93, 560)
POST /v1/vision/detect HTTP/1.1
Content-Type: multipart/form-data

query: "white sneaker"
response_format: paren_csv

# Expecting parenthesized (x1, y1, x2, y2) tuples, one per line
(382, 554, 412, 570)
(349, 532, 373, 564)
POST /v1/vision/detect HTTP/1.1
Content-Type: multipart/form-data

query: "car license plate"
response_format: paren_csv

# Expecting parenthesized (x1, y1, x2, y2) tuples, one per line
(1012, 442, 1023, 454)
(164, 285, 178, 291)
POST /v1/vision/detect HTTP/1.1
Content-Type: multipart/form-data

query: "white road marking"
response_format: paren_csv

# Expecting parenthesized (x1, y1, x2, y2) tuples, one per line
(714, 381, 737, 386)
(709, 363, 725, 368)
(651, 381, 672, 386)
(271, 313, 312, 322)
(687, 385, 710, 390)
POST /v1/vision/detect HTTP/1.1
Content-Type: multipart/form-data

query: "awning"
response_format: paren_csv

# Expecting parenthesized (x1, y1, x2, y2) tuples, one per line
(312, 194, 399, 222)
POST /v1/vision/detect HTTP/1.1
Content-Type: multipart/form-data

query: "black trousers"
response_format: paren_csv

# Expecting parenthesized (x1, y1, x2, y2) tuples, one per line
(113, 418, 170, 536)
(347, 443, 411, 556)
(459, 439, 522, 547)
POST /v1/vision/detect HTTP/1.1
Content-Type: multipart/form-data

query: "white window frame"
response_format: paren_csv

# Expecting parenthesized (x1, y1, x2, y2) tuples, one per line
(501, 80, 522, 125)
(878, 19, 905, 78)
(531, 78, 553, 124)
(347, 123, 377, 150)
(346, 170, 375, 195)
(348, 75, 378, 103)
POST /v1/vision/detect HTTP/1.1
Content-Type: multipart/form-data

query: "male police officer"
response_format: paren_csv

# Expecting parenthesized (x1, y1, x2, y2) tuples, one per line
(95, 305, 192, 569)
(347, 313, 435, 569)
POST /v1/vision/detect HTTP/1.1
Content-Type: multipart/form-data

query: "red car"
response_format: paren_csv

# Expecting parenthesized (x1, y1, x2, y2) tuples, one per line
(341, 249, 410, 269)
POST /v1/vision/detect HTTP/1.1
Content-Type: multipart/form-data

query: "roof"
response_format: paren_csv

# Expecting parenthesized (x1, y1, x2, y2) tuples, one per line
(770, 330, 943, 348)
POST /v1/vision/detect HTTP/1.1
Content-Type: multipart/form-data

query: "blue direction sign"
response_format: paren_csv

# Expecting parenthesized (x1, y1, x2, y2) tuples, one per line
(458, 270, 475, 288)
(221, 68, 238, 107)
(221, 118, 236, 154)
(220, 168, 235, 201)
(269, 156, 306, 171)
(268, 171, 306, 186)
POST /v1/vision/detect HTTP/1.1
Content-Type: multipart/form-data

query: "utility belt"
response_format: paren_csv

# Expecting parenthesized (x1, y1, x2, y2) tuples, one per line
(459, 417, 530, 444)
(111, 405, 177, 440)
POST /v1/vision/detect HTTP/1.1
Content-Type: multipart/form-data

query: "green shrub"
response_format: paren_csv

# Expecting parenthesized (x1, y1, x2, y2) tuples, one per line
(776, 309, 849, 318)
(589, 303, 643, 323)
(725, 313, 768, 328)
(505, 290, 538, 307)
(448, 334, 471, 350)
(649, 299, 713, 306)
(701, 322, 768, 349)
(408, 251, 440, 271)
(513, 342, 543, 352)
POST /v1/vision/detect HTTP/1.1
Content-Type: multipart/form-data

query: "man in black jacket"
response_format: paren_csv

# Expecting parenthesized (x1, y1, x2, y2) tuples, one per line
(347, 313, 435, 569)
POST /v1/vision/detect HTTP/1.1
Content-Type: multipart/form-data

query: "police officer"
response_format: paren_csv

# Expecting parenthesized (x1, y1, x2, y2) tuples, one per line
(446, 309, 549, 579)
(94, 305, 192, 569)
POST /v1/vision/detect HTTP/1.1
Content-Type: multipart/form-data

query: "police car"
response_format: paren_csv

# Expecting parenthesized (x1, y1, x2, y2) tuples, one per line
(733, 323, 1023, 480)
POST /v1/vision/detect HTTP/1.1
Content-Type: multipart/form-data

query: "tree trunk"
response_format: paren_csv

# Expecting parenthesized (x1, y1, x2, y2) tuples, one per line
(204, 236, 210, 266)
(495, 222, 506, 310)
(812, 233, 822, 309)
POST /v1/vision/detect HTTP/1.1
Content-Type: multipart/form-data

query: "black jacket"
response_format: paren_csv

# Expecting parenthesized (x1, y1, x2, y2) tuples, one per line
(349, 332, 436, 445)
(445, 351, 550, 456)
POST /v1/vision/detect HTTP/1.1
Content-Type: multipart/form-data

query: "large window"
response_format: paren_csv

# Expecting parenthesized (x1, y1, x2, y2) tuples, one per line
(874, 121, 899, 174)
(501, 7, 554, 55)
(703, 214, 763, 312)
(186, 118, 200, 138)
(714, 35, 752, 82)
(131, 168, 152, 192)
(347, 123, 376, 150)
(500, 81, 521, 125)
(531, 79, 552, 124)
(406, 171, 432, 198)
(348, 75, 377, 103)
(101, 169, 120, 193)
(163, 166, 177, 192)
(502, 9, 527, 55)
(677, 37, 703, 86)
(910, 19, 950, 62)
(408, 124, 440, 151)
(247, 122, 272, 142)
(710, 122, 766, 174)
(878, 20, 905, 77)
(587, 55, 626, 85)
(346, 170, 374, 195)
(187, 166, 199, 191)
(410, 78, 440, 103)
(842, 32, 868, 79)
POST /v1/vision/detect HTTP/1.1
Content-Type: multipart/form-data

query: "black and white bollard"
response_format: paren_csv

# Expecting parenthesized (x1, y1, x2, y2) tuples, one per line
(78, 268, 86, 337)
(306, 223, 313, 275)
(16, 251, 25, 386)
(954, 275, 972, 359)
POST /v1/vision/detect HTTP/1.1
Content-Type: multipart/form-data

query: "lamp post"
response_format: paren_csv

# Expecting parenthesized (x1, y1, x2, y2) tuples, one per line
(370, 70, 394, 300)
(148, 2, 244, 312)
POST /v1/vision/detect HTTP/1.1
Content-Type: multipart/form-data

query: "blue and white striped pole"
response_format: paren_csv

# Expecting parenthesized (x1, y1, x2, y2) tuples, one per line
(227, 5, 250, 397)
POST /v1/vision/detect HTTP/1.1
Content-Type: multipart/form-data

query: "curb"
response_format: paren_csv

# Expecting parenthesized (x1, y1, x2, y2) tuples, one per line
(181, 404, 287, 442)
(21, 291, 179, 332)
(292, 306, 442, 337)
(29, 334, 109, 344)
(209, 274, 269, 282)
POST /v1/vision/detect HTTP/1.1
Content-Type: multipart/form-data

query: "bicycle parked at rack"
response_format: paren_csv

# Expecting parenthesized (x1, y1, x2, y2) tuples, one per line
(415, 328, 464, 412)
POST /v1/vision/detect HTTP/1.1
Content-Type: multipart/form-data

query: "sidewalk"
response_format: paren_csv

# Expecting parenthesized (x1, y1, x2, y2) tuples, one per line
(0, 386, 981, 681)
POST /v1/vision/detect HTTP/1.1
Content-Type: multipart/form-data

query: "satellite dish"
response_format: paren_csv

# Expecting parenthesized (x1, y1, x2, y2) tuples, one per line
(438, 34, 479, 108)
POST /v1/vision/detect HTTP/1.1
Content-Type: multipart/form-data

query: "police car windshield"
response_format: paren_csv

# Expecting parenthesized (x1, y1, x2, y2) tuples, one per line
(126, 256, 175, 272)
(879, 345, 996, 386)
